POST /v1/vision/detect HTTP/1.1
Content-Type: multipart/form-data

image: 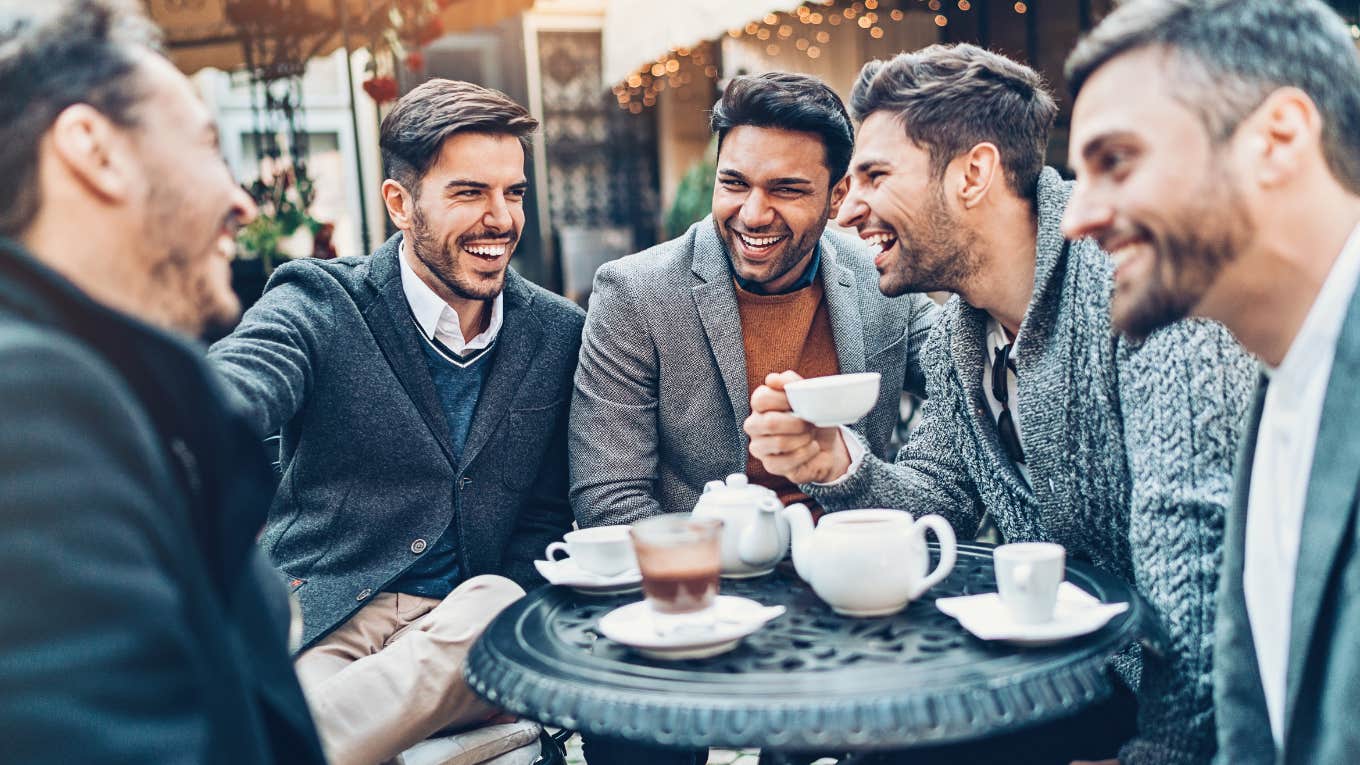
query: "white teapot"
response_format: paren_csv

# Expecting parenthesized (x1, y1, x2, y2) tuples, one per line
(784, 506, 957, 617)
(691, 473, 794, 578)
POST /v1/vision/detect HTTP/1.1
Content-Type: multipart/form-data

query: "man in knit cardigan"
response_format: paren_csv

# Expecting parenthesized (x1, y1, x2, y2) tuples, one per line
(746, 45, 1256, 764)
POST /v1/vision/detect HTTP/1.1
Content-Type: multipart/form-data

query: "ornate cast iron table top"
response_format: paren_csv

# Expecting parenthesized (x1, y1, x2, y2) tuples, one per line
(465, 542, 1156, 752)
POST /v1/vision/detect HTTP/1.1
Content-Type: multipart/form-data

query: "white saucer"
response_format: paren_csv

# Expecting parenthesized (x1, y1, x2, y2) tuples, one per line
(935, 582, 1129, 647)
(534, 559, 642, 595)
(596, 595, 786, 660)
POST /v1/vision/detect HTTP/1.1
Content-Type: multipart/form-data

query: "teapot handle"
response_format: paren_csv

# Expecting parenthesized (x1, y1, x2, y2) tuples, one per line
(910, 514, 957, 599)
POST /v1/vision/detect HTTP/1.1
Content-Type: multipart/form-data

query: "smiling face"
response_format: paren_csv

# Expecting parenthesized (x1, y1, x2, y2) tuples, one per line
(405, 131, 527, 302)
(711, 125, 836, 292)
(1064, 48, 1252, 340)
(836, 111, 980, 297)
(129, 53, 257, 336)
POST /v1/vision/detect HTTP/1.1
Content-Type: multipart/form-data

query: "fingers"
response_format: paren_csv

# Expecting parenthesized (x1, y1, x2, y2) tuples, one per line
(762, 370, 805, 391)
(743, 409, 814, 439)
(753, 440, 825, 483)
(750, 383, 792, 414)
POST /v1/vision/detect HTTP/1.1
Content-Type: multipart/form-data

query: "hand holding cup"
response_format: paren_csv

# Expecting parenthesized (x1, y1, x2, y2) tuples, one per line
(744, 371, 853, 485)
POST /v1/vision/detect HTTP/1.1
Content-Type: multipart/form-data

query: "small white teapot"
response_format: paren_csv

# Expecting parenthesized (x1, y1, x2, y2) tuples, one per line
(784, 506, 957, 617)
(691, 473, 794, 578)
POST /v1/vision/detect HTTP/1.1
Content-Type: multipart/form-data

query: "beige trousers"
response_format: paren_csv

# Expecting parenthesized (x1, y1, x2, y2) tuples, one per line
(295, 575, 526, 765)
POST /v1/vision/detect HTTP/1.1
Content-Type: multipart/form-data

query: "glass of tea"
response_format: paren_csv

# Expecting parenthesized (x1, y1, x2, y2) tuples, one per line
(630, 513, 723, 634)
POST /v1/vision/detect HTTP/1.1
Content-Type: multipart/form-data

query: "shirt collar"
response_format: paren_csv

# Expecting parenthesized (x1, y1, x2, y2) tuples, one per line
(1272, 222, 1360, 384)
(733, 243, 821, 294)
(398, 235, 504, 351)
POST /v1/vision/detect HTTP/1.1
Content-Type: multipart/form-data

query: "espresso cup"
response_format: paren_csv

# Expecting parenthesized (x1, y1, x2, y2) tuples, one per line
(994, 542, 1066, 625)
(784, 372, 881, 427)
(544, 525, 637, 577)
(630, 514, 723, 635)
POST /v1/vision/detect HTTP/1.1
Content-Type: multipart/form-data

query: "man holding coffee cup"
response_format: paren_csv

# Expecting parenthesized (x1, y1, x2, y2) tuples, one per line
(571, 72, 938, 528)
(746, 45, 1256, 764)
(1064, 1, 1360, 761)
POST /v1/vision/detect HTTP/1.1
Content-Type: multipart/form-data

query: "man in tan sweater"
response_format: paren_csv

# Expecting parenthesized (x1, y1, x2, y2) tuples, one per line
(570, 72, 939, 536)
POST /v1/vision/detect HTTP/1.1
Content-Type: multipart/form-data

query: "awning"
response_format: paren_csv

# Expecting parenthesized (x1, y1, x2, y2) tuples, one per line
(145, 0, 534, 75)
(602, 0, 814, 86)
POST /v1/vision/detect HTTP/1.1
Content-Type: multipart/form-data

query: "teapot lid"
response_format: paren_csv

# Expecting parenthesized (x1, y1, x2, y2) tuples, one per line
(699, 472, 777, 503)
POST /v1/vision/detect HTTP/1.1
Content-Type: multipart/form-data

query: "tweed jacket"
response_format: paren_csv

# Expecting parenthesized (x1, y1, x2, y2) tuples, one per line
(208, 234, 582, 649)
(570, 217, 937, 526)
(808, 169, 1257, 765)
(1216, 288, 1360, 764)
(0, 238, 325, 763)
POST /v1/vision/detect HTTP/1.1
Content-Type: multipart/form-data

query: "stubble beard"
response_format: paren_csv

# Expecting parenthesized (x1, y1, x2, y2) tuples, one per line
(410, 203, 509, 302)
(1111, 169, 1249, 342)
(716, 202, 829, 292)
(880, 188, 980, 298)
(142, 182, 241, 339)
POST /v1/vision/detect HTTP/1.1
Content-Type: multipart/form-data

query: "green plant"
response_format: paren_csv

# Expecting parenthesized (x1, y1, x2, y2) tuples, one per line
(664, 138, 718, 239)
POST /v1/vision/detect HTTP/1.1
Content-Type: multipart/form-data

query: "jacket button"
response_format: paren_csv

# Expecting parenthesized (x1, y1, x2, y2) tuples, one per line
(356, 588, 372, 601)
(411, 538, 428, 554)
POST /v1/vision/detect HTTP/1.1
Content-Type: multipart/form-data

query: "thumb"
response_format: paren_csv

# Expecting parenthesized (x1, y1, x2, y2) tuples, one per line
(763, 370, 805, 391)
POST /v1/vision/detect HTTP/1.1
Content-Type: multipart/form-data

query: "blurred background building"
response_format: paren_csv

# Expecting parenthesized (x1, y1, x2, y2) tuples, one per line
(146, 0, 1360, 307)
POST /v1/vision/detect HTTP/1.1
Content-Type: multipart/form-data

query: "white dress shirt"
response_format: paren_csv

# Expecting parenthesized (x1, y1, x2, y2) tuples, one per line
(399, 238, 503, 353)
(1245, 223, 1360, 752)
(825, 314, 1028, 486)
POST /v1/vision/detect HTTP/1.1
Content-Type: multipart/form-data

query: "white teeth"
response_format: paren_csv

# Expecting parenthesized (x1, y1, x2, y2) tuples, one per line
(465, 244, 508, 257)
(861, 233, 896, 251)
(1110, 243, 1145, 269)
(866, 243, 883, 256)
(738, 233, 784, 248)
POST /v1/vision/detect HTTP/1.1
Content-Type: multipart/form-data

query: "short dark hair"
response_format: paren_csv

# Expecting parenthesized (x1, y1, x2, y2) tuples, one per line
(851, 44, 1058, 201)
(710, 72, 854, 185)
(379, 79, 538, 195)
(1066, 0, 1360, 194)
(0, 0, 159, 238)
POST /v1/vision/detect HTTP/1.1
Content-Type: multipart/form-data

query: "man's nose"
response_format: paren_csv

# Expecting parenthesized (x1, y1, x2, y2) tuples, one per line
(1061, 182, 1114, 242)
(739, 190, 776, 229)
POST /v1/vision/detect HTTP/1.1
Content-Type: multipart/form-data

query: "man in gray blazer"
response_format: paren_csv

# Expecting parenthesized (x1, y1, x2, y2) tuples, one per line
(1065, 1, 1360, 762)
(571, 72, 936, 527)
(209, 80, 581, 765)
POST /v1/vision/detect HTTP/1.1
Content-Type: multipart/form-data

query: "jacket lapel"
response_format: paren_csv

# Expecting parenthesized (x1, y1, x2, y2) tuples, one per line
(819, 238, 867, 375)
(458, 270, 540, 471)
(362, 235, 457, 466)
(1284, 289, 1360, 738)
(691, 221, 751, 426)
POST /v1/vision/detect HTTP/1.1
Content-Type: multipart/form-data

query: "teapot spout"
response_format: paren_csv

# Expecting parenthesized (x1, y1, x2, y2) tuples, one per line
(782, 502, 815, 582)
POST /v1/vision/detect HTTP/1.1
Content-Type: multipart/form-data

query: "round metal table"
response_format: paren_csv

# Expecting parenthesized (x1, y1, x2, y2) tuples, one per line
(465, 542, 1156, 753)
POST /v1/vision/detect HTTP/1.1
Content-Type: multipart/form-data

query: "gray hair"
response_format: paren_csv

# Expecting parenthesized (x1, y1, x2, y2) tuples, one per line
(1066, 0, 1360, 193)
(851, 44, 1058, 201)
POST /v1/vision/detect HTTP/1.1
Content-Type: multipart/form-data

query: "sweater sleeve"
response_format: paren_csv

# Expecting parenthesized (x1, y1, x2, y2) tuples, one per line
(1115, 318, 1255, 765)
(806, 321, 985, 533)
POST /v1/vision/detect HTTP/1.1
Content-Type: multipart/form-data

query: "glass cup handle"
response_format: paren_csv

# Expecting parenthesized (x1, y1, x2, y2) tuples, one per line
(545, 542, 570, 562)
(911, 514, 958, 599)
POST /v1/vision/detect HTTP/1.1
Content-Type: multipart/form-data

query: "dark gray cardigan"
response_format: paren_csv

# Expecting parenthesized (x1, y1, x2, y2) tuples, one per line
(809, 169, 1258, 765)
(208, 234, 582, 649)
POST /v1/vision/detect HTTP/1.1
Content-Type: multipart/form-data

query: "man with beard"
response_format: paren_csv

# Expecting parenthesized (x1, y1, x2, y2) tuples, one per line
(571, 72, 937, 530)
(208, 80, 581, 765)
(746, 45, 1256, 765)
(0, 1, 325, 762)
(1063, 1, 1360, 762)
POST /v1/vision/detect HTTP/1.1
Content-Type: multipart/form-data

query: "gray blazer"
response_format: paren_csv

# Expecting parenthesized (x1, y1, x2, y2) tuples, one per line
(208, 234, 582, 649)
(1216, 285, 1360, 764)
(570, 217, 936, 526)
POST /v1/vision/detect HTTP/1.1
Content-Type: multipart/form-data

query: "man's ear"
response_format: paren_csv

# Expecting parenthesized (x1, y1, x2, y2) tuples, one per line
(829, 175, 850, 219)
(47, 104, 138, 203)
(382, 179, 415, 230)
(1240, 86, 1321, 189)
(957, 142, 1002, 210)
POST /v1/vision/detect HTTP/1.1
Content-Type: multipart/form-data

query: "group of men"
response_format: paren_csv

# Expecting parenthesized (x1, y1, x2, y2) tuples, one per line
(1, 0, 1358, 764)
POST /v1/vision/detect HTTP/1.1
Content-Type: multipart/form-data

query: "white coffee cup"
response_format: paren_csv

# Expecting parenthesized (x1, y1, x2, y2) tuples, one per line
(545, 525, 637, 577)
(994, 542, 1066, 624)
(784, 372, 881, 427)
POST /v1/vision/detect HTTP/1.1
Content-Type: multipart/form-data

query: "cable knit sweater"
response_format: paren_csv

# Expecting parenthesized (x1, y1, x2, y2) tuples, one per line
(807, 168, 1257, 765)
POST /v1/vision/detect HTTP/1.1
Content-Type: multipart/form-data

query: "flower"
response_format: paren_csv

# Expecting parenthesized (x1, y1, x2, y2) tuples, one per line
(362, 75, 400, 103)
(404, 50, 425, 72)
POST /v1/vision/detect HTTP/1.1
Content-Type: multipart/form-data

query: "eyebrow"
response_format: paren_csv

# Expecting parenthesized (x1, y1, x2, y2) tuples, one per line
(1077, 131, 1133, 162)
(853, 157, 891, 174)
(443, 178, 529, 191)
(717, 169, 814, 187)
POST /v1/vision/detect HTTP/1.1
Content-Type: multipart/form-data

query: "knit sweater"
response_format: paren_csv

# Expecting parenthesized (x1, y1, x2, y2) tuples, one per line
(735, 279, 839, 506)
(807, 168, 1257, 765)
